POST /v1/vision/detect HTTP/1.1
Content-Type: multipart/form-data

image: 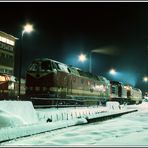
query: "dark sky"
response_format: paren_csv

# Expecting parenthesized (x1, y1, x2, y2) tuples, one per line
(0, 2, 147, 92)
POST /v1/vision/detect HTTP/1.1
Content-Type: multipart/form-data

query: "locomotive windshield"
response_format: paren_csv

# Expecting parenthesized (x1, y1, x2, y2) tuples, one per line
(28, 60, 52, 72)
(28, 62, 39, 71)
(41, 61, 52, 71)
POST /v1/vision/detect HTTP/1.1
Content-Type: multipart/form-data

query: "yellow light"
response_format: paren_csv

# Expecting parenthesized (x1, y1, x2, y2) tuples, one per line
(23, 23, 33, 33)
(79, 53, 87, 62)
(143, 76, 148, 82)
(109, 68, 116, 75)
(0, 76, 6, 81)
(125, 86, 131, 90)
(0, 75, 10, 81)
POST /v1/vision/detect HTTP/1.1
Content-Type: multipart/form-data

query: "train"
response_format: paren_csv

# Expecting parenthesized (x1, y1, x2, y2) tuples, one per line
(25, 58, 143, 106)
(0, 58, 143, 106)
(110, 81, 142, 105)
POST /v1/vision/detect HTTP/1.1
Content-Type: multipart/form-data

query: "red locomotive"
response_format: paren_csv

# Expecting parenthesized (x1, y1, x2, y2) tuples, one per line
(25, 58, 142, 106)
(110, 81, 142, 104)
(25, 58, 110, 106)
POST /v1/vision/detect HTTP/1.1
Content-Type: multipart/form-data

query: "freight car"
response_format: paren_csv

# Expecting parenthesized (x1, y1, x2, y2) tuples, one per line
(25, 58, 142, 106)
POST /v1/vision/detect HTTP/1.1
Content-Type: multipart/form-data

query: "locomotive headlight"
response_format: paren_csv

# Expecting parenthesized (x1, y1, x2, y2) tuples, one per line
(124, 86, 127, 89)
(125, 86, 131, 90)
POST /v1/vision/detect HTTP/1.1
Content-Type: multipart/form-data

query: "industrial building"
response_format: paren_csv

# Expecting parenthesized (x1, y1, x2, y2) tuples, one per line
(0, 31, 17, 75)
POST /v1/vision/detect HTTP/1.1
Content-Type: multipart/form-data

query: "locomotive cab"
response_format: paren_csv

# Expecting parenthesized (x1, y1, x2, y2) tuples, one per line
(110, 81, 127, 104)
(26, 58, 70, 99)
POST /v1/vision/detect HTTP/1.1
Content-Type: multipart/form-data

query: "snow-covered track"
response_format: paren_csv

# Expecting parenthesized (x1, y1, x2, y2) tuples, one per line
(0, 118, 87, 143)
(0, 108, 137, 144)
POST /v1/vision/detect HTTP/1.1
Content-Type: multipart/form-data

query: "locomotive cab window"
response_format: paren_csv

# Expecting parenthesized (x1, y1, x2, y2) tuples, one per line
(28, 63, 39, 71)
(41, 61, 52, 71)
(68, 67, 80, 76)
(58, 63, 69, 73)
(52, 62, 60, 70)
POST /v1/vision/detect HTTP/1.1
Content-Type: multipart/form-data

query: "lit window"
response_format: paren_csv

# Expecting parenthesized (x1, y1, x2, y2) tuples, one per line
(0, 76, 6, 81)
(9, 40, 15, 46)
(0, 36, 15, 46)
(2, 37, 6, 43)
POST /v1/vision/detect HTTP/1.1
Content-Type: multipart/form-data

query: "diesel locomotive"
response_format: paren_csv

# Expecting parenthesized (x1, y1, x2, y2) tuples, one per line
(25, 58, 143, 106)
(110, 81, 142, 104)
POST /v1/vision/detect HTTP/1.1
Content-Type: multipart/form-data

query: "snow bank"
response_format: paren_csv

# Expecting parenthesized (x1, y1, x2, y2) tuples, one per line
(136, 101, 148, 111)
(0, 101, 38, 127)
(106, 101, 121, 111)
(36, 106, 107, 123)
(0, 110, 25, 128)
(0, 118, 87, 142)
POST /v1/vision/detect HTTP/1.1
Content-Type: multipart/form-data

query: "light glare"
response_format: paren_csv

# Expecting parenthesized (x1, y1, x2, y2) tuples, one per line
(143, 76, 148, 82)
(109, 69, 116, 75)
(79, 54, 87, 62)
(23, 24, 33, 33)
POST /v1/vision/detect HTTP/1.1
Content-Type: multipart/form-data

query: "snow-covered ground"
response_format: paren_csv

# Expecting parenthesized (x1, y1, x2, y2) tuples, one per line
(0, 100, 113, 143)
(0, 100, 148, 146)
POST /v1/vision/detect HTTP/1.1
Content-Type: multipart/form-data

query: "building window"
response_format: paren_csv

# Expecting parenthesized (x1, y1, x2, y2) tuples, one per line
(0, 36, 15, 46)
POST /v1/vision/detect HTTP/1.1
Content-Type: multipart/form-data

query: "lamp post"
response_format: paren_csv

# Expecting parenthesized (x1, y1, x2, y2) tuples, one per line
(78, 49, 102, 73)
(89, 49, 102, 73)
(18, 23, 33, 99)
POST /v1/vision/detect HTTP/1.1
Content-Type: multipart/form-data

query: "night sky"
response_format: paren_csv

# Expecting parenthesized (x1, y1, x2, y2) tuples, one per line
(0, 2, 147, 92)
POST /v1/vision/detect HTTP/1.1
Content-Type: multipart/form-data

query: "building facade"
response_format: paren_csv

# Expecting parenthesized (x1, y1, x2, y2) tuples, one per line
(0, 31, 17, 75)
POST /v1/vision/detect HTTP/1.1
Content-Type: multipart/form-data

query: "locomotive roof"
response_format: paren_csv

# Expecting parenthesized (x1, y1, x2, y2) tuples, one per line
(31, 58, 110, 82)
(124, 83, 133, 87)
(98, 76, 110, 82)
(33, 58, 66, 65)
(132, 87, 141, 91)
(110, 81, 123, 85)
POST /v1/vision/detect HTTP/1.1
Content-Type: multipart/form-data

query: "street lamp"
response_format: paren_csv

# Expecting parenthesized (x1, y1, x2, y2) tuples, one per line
(109, 68, 117, 75)
(89, 49, 102, 73)
(143, 76, 148, 83)
(78, 49, 101, 73)
(78, 48, 114, 73)
(18, 23, 33, 99)
(78, 53, 87, 63)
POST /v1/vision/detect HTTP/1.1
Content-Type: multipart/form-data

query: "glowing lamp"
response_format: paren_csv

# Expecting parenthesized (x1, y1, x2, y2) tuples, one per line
(79, 53, 87, 62)
(109, 69, 116, 75)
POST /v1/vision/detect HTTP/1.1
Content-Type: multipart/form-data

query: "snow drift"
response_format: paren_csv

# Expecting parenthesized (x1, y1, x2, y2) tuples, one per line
(0, 101, 38, 127)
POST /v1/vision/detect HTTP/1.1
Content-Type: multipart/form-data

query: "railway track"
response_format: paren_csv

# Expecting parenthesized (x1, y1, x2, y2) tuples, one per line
(0, 107, 138, 144)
